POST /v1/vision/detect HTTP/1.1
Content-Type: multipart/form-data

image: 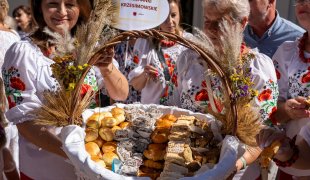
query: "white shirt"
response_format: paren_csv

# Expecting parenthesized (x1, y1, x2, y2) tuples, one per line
(2, 39, 103, 179)
(175, 48, 278, 125)
(273, 38, 310, 176)
(128, 32, 192, 104)
(0, 30, 20, 70)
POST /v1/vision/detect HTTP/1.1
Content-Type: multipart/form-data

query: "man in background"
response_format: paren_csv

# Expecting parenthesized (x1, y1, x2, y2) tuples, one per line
(244, 0, 304, 58)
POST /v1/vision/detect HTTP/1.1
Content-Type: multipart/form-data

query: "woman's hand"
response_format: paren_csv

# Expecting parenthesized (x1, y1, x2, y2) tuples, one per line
(256, 128, 292, 159)
(284, 96, 310, 120)
(92, 47, 115, 76)
(143, 65, 159, 80)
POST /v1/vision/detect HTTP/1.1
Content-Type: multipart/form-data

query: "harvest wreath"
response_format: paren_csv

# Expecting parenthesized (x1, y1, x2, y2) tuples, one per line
(32, 0, 264, 179)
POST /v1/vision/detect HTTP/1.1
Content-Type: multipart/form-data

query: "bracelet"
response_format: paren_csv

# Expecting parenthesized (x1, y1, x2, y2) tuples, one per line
(273, 135, 299, 167)
(239, 156, 247, 169)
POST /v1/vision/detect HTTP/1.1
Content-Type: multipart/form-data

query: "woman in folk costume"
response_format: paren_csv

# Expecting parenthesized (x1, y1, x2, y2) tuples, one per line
(129, 0, 192, 105)
(2, 0, 128, 179)
(174, 0, 278, 179)
(257, 0, 310, 178)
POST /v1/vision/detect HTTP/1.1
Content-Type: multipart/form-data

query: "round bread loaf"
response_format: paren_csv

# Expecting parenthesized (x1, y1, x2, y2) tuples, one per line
(102, 152, 119, 166)
(86, 112, 113, 128)
(93, 137, 106, 148)
(101, 117, 118, 127)
(99, 127, 114, 141)
(101, 141, 117, 153)
(91, 156, 106, 168)
(85, 142, 100, 156)
(113, 113, 126, 125)
(85, 128, 99, 142)
(119, 121, 131, 129)
(111, 107, 125, 115)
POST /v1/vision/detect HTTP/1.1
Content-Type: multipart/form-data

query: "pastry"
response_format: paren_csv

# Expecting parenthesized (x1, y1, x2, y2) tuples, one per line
(91, 156, 106, 168)
(119, 121, 131, 129)
(156, 119, 174, 128)
(111, 126, 121, 134)
(102, 141, 117, 153)
(99, 127, 114, 141)
(138, 166, 161, 180)
(260, 140, 281, 168)
(93, 136, 105, 148)
(114, 113, 126, 125)
(111, 107, 125, 115)
(101, 117, 118, 128)
(161, 114, 177, 122)
(85, 128, 99, 142)
(86, 112, 113, 128)
(144, 159, 164, 170)
(85, 142, 101, 156)
(165, 153, 185, 166)
(164, 162, 188, 174)
(102, 151, 119, 166)
(151, 128, 170, 144)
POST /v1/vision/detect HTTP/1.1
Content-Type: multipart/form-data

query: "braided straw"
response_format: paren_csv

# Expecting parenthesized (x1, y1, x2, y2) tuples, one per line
(81, 29, 238, 136)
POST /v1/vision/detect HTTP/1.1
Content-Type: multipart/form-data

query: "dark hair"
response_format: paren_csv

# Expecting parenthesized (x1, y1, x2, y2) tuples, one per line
(12, 5, 36, 32)
(30, 0, 92, 49)
(0, 124, 6, 149)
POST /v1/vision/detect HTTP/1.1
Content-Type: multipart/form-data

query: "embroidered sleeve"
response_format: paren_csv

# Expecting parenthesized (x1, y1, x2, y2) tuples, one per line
(2, 42, 43, 124)
(251, 53, 279, 126)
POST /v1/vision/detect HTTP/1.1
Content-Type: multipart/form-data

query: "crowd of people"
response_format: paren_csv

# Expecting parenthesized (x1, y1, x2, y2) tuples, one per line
(0, 0, 309, 179)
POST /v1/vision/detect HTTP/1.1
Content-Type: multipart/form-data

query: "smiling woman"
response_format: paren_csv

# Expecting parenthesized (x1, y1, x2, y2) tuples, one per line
(2, 0, 129, 179)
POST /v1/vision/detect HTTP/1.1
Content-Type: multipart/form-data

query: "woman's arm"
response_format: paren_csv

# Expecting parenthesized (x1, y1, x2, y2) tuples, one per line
(3, 148, 20, 180)
(130, 65, 158, 91)
(98, 63, 129, 101)
(236, 146, 262, 171)
(17, 121, 67, 158)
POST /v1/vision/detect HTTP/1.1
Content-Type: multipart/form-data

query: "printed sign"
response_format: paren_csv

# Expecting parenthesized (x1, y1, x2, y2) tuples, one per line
(113, 0, 170, 31)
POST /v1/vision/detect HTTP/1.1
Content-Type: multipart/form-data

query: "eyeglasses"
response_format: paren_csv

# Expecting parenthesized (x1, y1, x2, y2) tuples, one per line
(294, 0, 310, 6)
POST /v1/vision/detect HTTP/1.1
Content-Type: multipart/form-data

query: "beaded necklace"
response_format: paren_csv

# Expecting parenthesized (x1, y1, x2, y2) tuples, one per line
(160, 40, 176, 47)
(298, 32, 310, 63)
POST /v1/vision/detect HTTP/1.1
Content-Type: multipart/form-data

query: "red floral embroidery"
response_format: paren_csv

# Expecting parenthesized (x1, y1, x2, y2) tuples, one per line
(201, 81, 207, 88)
(258, 89, 272, 101)
(162, 86, 169, 97)
(80, 84, 93, 98)
(269, 107, 278, 125)
(208, 98, 223, 113)
(171, 74, 178, 87)
(7, 96, 16, 109)
(301, 68, 310, 83)
(133, 56, 139, 64)
(10, 77, 26, 91)
(276, 69, 281, 80)
(195, 89, 209, 101)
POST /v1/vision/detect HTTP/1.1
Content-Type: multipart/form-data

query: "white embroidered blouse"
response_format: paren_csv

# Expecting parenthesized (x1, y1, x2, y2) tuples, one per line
(272, 38, 310, 176)
(174, 48, 279, 126)
(128, 32, 192, 105)
(1, 39, 104, 179)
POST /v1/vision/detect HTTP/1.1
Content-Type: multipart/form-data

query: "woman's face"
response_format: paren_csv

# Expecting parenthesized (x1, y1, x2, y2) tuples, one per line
(203, 6, 224, 42)
(295, 0, 310, 31)
(14, 9, 31, 31)
(41, 0, 80, 34)
(160, 2, 180, 34)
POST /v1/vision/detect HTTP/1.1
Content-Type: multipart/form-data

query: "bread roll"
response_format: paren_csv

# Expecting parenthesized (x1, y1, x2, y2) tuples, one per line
(93, 137, 105, 148)
(119, 121, 131, 129)
(101, 117, 118, 128)
(102, 152, 119, 166)
(111, 126, 121, 134)
(113, 113, 126, 125)
(111, 107, 125, 115)
(102, 141, 117, 153)
(85, 142, 100, 156)
(91, 156, 106, 168)
(85, 128, 99, 142)
(99, 127, 114, 141)
(86, 112, 113, 128)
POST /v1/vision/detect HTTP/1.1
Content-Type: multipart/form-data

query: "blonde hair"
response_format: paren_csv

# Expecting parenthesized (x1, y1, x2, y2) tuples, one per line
(203, 0, 250, 22)
(0, 0, 9, 22)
